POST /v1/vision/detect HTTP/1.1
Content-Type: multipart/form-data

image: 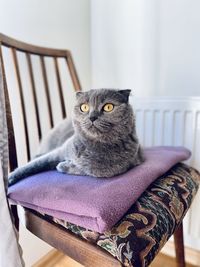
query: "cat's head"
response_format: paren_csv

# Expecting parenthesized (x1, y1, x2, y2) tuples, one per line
(72, 89, 134, 142)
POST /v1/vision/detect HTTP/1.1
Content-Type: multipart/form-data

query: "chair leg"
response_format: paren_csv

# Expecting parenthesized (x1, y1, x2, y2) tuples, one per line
(174, 222, 185, 267)
(11, 205, 19, 231)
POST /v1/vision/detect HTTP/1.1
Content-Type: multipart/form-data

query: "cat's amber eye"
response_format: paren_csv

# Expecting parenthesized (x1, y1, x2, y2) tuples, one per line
(80, 103, 90, 112)
(103, 103, 114, 112)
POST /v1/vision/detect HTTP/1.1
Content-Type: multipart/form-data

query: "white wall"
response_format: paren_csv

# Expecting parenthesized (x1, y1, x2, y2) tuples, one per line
(0, 0, 91, 90)
(0, 0, 91, 266)
(91, 0, 200, 97)
(158, 0, 200, 96)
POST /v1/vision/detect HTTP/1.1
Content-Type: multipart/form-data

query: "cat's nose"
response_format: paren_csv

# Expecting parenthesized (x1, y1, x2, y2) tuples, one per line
(90, 116, 98, 122)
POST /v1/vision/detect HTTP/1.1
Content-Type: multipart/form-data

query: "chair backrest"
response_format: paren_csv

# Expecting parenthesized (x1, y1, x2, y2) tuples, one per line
(0, 33, 81, 171)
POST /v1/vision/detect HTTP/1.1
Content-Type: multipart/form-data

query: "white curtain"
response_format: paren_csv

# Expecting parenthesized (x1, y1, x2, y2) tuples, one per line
(0, 60, 24, 267)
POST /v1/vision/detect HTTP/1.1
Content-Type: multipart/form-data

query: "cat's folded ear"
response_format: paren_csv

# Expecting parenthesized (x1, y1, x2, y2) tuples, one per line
(76, 91, 84, 99)
(118, 89, 132, 102)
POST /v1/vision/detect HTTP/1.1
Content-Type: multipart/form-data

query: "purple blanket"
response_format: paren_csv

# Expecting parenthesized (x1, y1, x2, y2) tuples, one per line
(8, 146, 190, 233)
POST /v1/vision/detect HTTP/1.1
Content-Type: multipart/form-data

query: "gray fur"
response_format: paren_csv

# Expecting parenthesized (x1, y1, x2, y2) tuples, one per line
(37, 118, 74, 155)
(9, 89, 144, 186)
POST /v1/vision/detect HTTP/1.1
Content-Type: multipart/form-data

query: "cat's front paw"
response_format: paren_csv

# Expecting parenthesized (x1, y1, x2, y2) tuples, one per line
(56, 161, 84, 176)
(8, 171, 22, 186)
(8, 166, 29, 186)
(56, 161, 71, 173)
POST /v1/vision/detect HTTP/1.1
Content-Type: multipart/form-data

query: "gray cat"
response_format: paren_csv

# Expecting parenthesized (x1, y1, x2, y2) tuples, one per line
(9, 89, 144, 186)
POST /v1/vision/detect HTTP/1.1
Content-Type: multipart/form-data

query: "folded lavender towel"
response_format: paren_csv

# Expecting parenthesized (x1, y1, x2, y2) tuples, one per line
(8, 146, 191, 233)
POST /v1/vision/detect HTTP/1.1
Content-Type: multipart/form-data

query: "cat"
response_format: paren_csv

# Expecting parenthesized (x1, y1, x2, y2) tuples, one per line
(9, 89, 144, 186)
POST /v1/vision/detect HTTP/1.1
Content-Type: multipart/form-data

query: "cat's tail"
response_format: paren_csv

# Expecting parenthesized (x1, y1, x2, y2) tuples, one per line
(8, 147, 64, 186)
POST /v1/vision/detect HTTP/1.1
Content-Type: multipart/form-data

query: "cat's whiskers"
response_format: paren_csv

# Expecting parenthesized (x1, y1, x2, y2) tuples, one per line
(89, 124, 102, 132)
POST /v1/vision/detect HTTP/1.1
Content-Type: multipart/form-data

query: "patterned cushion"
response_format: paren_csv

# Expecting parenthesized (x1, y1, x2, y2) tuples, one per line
(36, 163, 200, 267)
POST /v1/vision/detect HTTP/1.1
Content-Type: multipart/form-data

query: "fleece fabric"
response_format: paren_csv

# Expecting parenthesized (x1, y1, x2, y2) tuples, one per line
(8, 146, 191, 233)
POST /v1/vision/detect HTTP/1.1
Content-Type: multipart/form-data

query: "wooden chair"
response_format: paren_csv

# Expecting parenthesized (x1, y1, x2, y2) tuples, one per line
(0, 33, 186, 267)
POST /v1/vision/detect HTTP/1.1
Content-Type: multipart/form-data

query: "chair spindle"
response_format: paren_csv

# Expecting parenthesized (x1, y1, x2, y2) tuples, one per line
(40, 55, 54, 128)
(54, 57, 66, 118)
(26, 53, 42, 140)
(11, 48, 31, 161)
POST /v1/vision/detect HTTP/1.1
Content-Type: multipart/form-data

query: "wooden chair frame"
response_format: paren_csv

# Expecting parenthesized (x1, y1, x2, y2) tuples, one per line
(0, 33, 185, 267)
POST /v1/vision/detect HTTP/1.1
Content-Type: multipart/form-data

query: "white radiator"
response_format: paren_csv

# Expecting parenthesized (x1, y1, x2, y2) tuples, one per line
(130, 96, 200, 250)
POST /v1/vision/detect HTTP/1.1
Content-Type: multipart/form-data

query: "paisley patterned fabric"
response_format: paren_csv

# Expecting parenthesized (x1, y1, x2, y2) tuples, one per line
(39, 163, 200, 267)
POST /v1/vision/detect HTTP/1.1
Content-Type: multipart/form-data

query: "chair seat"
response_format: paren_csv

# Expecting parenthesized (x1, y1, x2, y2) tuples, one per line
(32, 163, 199, 267)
